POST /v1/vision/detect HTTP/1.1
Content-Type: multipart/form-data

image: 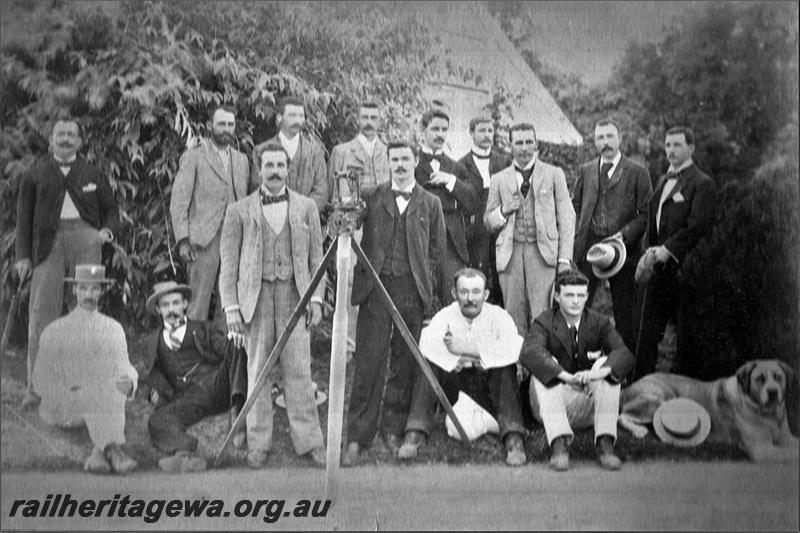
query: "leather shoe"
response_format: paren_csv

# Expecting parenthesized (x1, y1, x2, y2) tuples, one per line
(21, 391, 41, 411)
(397, 430, 425, 460)
(341, 442, 360, 467)
(246, 449, 269, 469)
(596, 435, 622, 470)
(104, 444, 138, 475)
(549, 436, 569, 471)
(158, 450, 207, 473)
(383, 434, 402, 454)
(84, 446, 111, 474)
(309, 446, 326, 467)
(504, 433, 527, 466)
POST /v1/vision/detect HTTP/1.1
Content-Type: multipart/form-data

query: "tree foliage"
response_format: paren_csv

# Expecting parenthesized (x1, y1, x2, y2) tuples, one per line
(1, 0, 439, 331)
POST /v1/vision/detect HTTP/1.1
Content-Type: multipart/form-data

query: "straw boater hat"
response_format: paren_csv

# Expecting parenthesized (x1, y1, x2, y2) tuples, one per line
(64, 264, 115, 284)
(146, 281, 193, 314)
(652, 398, 711, 447)
(586, 235, 627, 279)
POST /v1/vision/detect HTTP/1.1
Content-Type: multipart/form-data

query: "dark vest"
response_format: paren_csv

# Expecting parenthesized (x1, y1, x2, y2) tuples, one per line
(261, 212, 294, 281)
(381, 202, 411, 276)
(156, 331, 213, 391)
(513, 189, 537, 243)
(590, 162, 611, 236)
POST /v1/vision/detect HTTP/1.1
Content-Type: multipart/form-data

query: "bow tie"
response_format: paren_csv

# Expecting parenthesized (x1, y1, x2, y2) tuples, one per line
(392, 190, 412, 201)
(472, 151, 491, 160)
(261, 192, 288, 205)
(165, 318, 187, 332)
(422, 152, 444, 163)
(666, 170, 681, 179)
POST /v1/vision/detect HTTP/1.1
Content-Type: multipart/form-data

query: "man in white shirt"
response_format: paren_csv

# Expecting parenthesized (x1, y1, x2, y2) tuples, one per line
(400, 268, 527, 465)
(252, 96, 328, 212)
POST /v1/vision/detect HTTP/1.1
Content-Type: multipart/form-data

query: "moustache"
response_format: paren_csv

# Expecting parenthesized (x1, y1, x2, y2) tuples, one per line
(434, 137, 445, 143)
(394, 166, 408, 173)
(167, 311, 182, 320)
(601, 146, 612, 151)
(266, 173, 283, 180)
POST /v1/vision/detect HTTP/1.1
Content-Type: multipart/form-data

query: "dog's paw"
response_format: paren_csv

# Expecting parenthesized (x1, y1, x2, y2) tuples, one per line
(618, 415, 649, 439)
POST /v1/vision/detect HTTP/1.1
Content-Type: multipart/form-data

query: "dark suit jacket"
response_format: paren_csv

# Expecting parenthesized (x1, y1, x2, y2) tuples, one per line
(572, 155, 652, 263)
(142, 319, 228, 405)
(458, 149, 512, 190)
(352, 182, 446, 316)
(415, 153, 481, 263)
(520, 308, 634, 387)
(16, 156, 118, 267)
(646, 163, 716, 264)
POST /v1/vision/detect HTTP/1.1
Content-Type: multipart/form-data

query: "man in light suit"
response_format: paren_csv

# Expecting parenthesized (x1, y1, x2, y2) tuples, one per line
(170, 105, 253, 322)
(458, 114, 512, 306)
(252, 96, 328, 212)
(219, 142, 326, 468)
(415, 109, 482, 306)
(572, 118, 652, 349)
(343, 140, 446, 465)
(484, 123, 575, 336)
(634, 126, 716, 380)
(327, 101, 391, 356)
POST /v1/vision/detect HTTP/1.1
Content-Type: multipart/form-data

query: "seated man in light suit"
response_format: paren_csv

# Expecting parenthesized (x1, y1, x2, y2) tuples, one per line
(220, 141, 326, 468)
(520, 269, 634, 471)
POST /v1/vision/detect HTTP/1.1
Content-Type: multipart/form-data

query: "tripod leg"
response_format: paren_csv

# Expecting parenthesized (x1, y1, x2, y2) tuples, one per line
(214, 239, 338, 466)
(350, 239, 471, 444)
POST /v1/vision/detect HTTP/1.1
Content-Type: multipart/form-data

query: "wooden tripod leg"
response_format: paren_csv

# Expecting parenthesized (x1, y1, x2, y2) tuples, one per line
(214, 239, 338, 466)
(350, 239, 471, 443)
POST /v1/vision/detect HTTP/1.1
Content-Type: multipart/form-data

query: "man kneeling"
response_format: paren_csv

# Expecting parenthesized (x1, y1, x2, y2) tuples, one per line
(400, 268, 527, 465)
(143, 281, 247, 472)
(32, 264, 138, 474)
(520, 269, 634, 471)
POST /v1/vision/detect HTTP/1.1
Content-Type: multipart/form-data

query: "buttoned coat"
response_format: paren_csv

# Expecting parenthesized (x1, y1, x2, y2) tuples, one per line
(219, 190, 325, 324)
(572, 155, 652, 262)
(170, 142, 253, 248)
(327, 136, 390, 201)
(484, 161, 575, 271)
(351, 182, 447, 316)
(252, 134, 328, 212)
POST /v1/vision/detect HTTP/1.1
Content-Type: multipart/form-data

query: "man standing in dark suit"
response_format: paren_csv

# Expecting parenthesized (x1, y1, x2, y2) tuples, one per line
(343, 140, 447, 465)
(521, 269, 634, 471)
(15, 117, 118, 409)
(416, 109, 482, 305)
(634, 126, 716, 380)
(143, 281, 247, 473)
(458, 115, 512, 306)
(572, 118, 652, 349)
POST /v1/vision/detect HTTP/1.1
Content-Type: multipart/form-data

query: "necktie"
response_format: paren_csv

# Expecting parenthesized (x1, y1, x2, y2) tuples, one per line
(600, 162, 613, 179)
(166, 319, 186, 350)
(423, 152, 444, 164)
(392, 190, 412, 201)
(261, 192, 288, 205)
(472, 151, 491, 160)
(516, 166, 534, 197)
(569, 325, 578, 358)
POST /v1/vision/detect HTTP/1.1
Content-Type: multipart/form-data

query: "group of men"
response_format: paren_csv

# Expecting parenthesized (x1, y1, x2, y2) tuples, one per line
(14, 95, 716, 474)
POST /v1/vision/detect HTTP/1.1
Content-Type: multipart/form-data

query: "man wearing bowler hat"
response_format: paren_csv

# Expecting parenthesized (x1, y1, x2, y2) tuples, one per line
(572, 118, 652, 350)
(32, 264, 138, 475)
(142, 281, 247, 472)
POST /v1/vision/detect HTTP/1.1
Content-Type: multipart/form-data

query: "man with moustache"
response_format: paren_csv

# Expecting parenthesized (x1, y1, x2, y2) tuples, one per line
(252, 96, 328, 212)
(33, 264, 138, 475)
(458, 115, 512, 305)
(343, 141, 446, 465)
(143, 281, 247, 473)
(400, 268, 527, 465)
(521, 269, 634, 471)
(484, 123, 575, 337)
(15, 116, 119, 410)
(416, 109, 482, 305)
(572, 118, 652, 349)
(327, 101, 391, 356)
(633, 126, 716, 380)
(220, 142, 326, 468)
(170, 105, 253, 322)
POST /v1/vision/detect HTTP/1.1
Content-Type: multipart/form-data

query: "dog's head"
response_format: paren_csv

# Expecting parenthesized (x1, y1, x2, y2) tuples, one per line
(736, 359, 795, 414)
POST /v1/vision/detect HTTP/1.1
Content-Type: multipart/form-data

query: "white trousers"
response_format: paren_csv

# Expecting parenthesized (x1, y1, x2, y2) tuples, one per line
(39, 386, 127, 450)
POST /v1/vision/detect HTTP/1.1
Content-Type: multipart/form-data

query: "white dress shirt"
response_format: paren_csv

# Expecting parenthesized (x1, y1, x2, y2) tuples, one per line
(162, 320, 187, 349)
(656, 158, 694, 231)
(391, 181, 415, 214)
(261, 185, 289, 234)
(514, 154, 537, 190)
(278, 131, 300, 160)
(599, 151, 622, 178)
(212, 143, 231, 173)
(56, 156, 81, 219)
(471, 145, 492, 188)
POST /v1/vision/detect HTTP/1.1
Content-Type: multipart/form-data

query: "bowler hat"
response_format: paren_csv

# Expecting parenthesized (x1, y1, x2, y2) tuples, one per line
(587, 236, 626, 279)
(64, 264, 115, 284)
(146, 281, 192, 314)
(652, 398, 711, 447)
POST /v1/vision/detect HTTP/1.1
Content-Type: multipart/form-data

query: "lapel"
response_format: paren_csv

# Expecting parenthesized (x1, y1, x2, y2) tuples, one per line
(608, 157, 626, 189)
(380, 184, 397, 220)
(406, 184, 422, 218)
(489, 150, 508, 176)
(203, 143, 228, 183)
(289, 135, 304, 175)
(346, 137, 367, 166)
(664, 166, 692, 204)
(286, 190, 303, 237)
(463, 153, 480, 180)
(551, 310, 574, 358)
(248, 191, 264, 231)
(530, 159, 545, 198)
(231, 150, 248, 197)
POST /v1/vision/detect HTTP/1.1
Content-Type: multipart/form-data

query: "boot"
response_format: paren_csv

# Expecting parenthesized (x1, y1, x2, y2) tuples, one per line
(104, 444, 138, 475)
(549, 435, 569, 471)
(504, 433, 527, 466)
(596, 435, 622, 470)
(397, 430, 425, 460)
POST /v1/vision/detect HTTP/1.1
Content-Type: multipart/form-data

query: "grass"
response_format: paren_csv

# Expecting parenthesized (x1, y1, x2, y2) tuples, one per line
(1, 283, 734, 473)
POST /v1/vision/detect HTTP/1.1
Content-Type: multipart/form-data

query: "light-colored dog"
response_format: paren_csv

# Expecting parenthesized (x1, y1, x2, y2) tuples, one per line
(619, 360, 799, 462)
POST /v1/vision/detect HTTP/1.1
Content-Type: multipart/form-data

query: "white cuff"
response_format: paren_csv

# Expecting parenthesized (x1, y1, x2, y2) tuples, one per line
(310, 297, 323, 305)
(444, 173, 457, 192)
(224, 305, 241, 313)
(557, 258, 571, 265)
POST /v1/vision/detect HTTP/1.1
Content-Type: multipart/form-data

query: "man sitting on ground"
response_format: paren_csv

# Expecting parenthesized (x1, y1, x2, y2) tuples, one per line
(400, 268, 527, 466)
(32, 264, 138, 475)
(520, 269, 634, 471)
(143, 281, 247, 472)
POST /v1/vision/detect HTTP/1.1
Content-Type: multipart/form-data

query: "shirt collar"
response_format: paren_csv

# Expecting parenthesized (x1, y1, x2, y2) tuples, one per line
(163, 319, 187, 330)
(279, 130, 300, 146)
(358, 133, 377, 150)
(600, 151, 622, 167)
(261, 185, 288, 197)
(472, 145, 491, 157)
(391, 180, 415, 194)
(420, 144, 443, 156)
(54, 155, 77, 165)
(668, 158, 694, 175)
(514, 154, 537, 171)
